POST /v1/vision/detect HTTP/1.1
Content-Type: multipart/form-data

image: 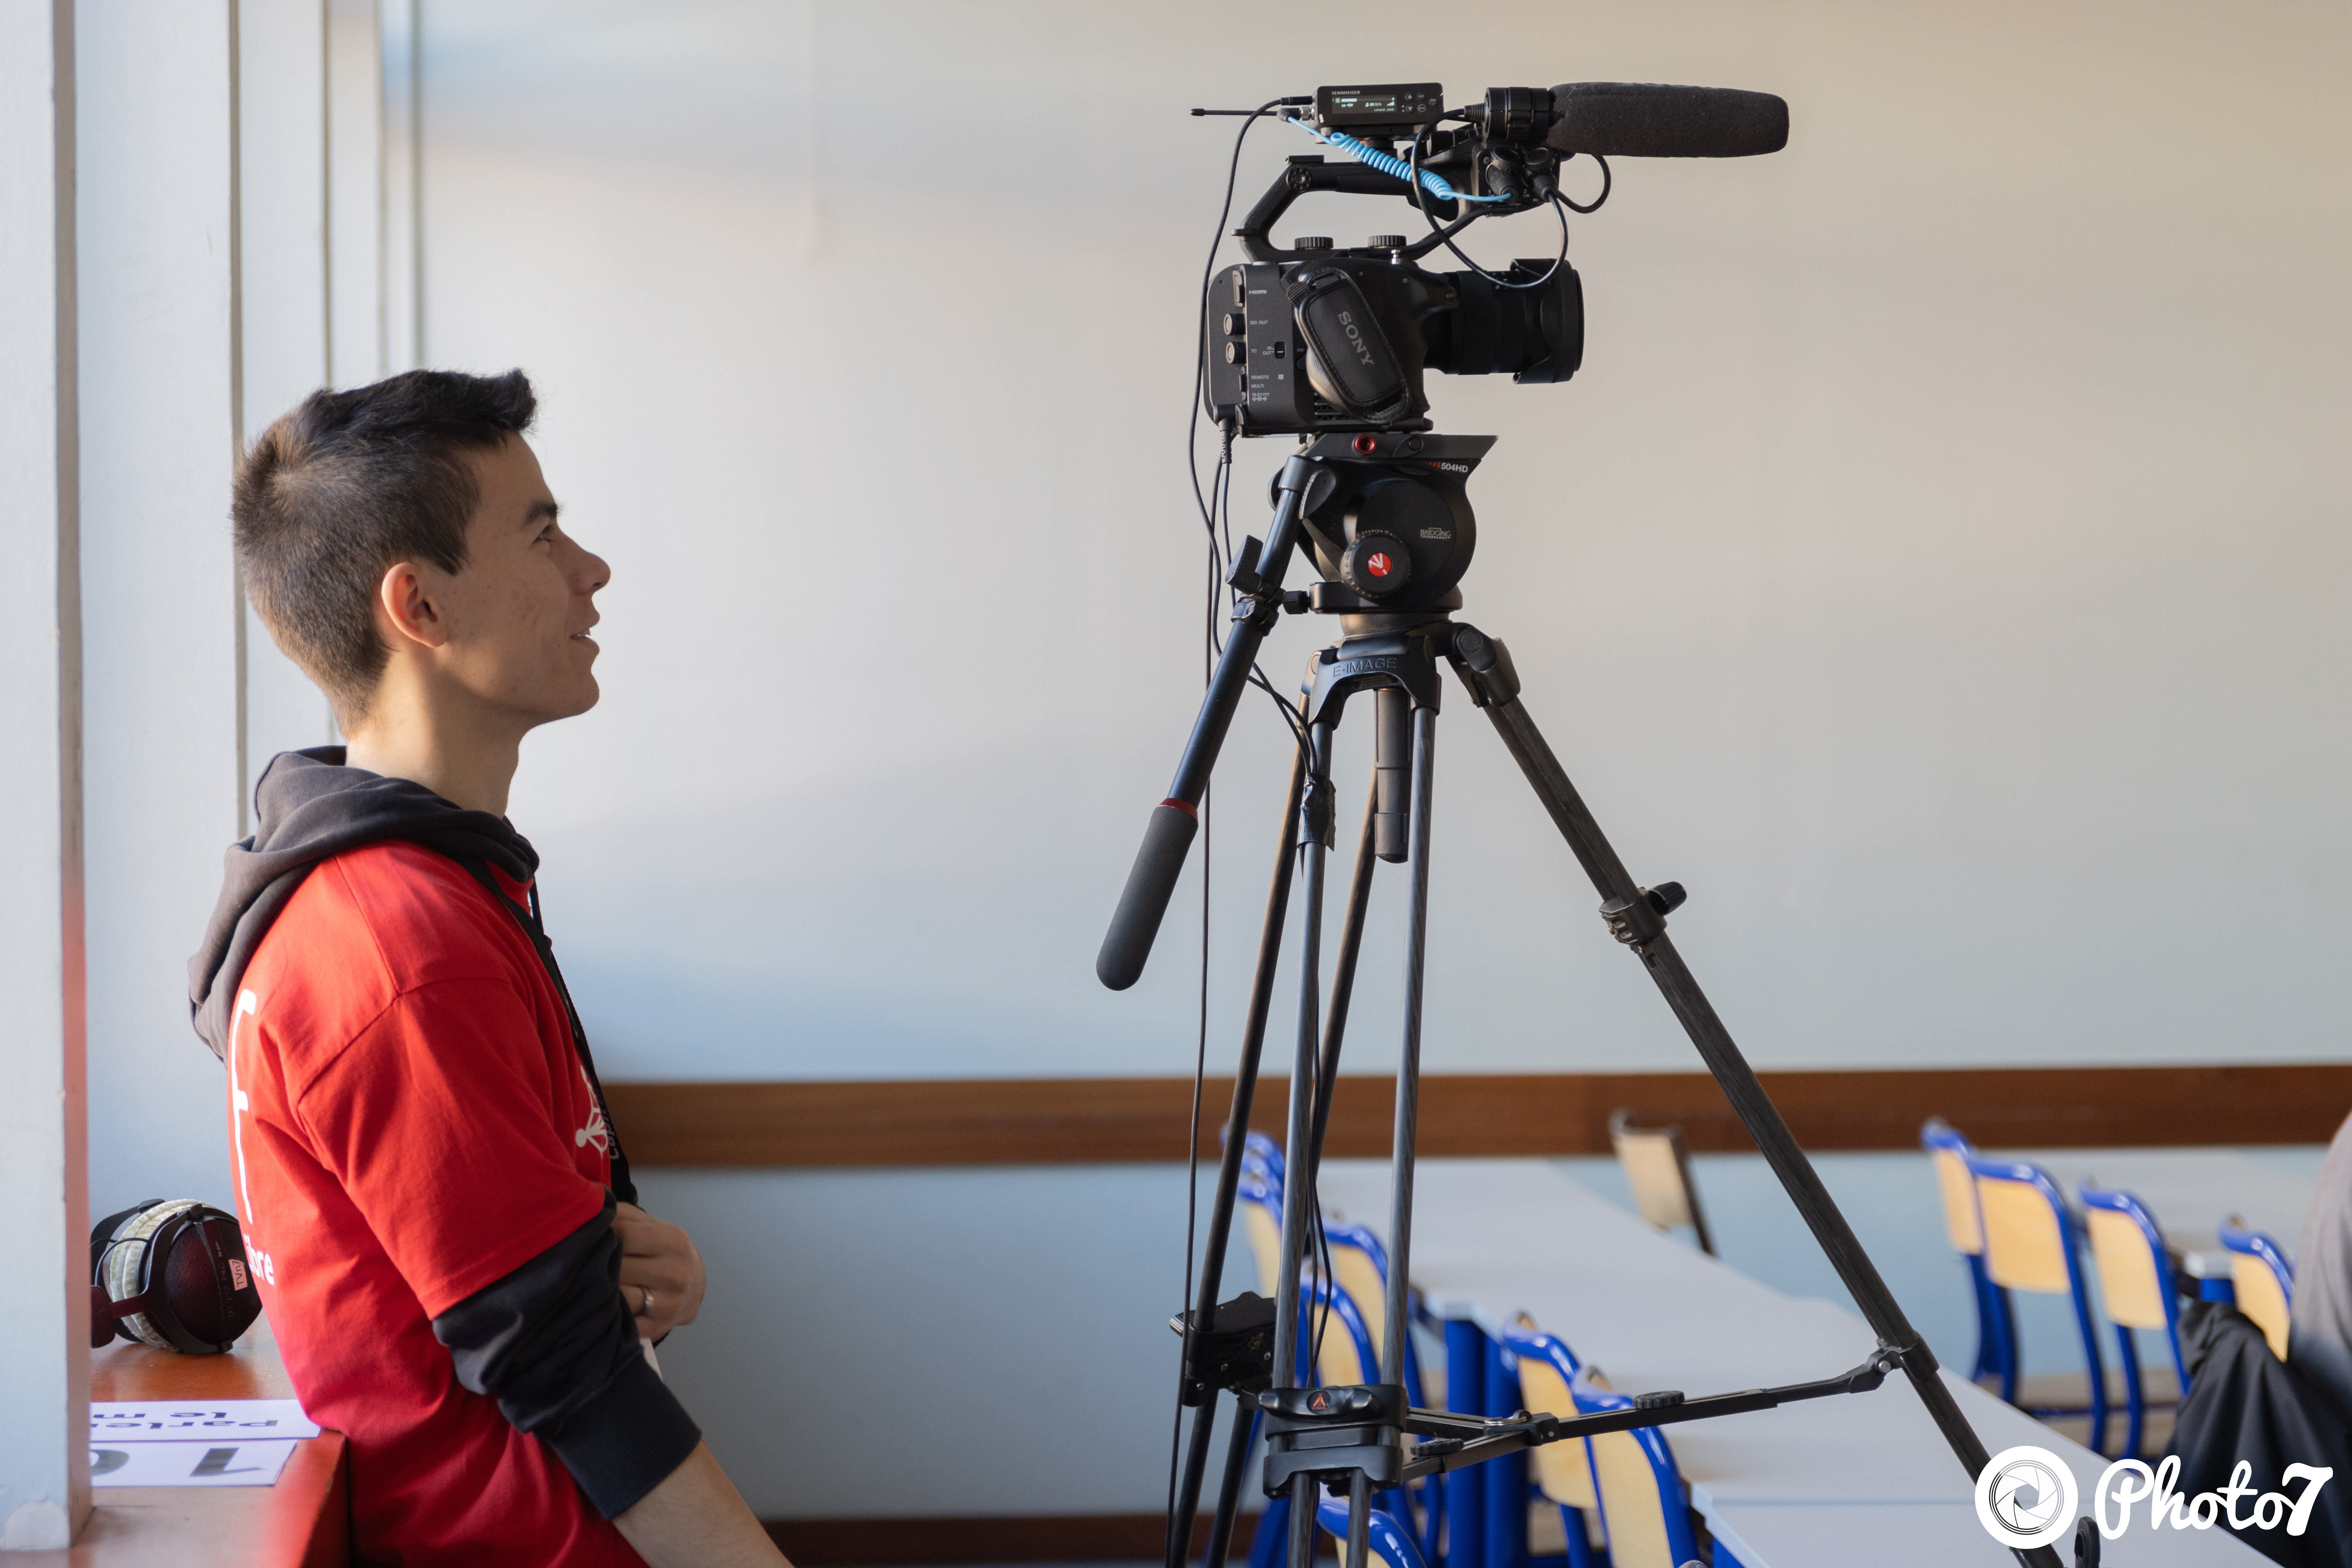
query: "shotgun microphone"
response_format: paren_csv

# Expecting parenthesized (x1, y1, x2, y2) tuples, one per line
(1545, 83, 1789, 159)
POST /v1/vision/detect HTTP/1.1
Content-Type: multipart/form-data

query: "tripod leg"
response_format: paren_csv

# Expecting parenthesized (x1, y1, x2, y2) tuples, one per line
(1200, 1396, 1260, 1568)
(1383, 706, 1436, 1384)
(1272, 722, 1335, 1393)
(1310, 775, 1380, 1170)
(1345, 1470, 1373, 1568)
(1287, 1473, 1318, 1568)
(1168, 744, 1310, 1568)
(1463, 672, 2060, 1568)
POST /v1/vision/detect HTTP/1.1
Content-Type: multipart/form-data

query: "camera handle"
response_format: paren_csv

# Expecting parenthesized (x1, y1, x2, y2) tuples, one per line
(1232, 156, 1502, 269)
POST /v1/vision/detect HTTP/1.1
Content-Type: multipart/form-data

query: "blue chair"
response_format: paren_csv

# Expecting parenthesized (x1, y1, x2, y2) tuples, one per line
(1920, 1119, 2015, 1388)
(2221, 1218, 2294, 1362)
(1968, 1153, 2111, 1454)
(1244, 1130, 1287, 1188)
(1239, 1162, 1287, 1302)
(1501, 1329, 1600, 1568)
(1323, 1221, 1442, 1561)
(1324, 1222, 1427, 1406)
(1571, 1369, 1701, 1568)
(2077, 1182, 2187, 1458)
(1311, 1492, 1430, 1568)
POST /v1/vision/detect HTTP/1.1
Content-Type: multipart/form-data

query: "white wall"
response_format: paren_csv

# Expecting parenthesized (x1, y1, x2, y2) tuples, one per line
(375, 0, 2352, 1521)
(44, 0, 2352, 1529)
(409, 0, 2352, 1090)
(240, 0, 341, 797)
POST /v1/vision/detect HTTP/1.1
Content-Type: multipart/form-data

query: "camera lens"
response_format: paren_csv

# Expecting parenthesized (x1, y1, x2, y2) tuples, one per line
(1423, 262, 1583, 384)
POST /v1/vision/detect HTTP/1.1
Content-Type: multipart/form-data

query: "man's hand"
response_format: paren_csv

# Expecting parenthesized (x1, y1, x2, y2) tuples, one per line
(615, 1201, 707, 1340)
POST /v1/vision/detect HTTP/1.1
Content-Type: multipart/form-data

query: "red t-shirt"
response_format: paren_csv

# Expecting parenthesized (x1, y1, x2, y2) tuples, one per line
(226, 841, 644, 1566)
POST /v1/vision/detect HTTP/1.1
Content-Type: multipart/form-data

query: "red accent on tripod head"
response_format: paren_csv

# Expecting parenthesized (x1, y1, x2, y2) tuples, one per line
(1159, 798, 1198, 819)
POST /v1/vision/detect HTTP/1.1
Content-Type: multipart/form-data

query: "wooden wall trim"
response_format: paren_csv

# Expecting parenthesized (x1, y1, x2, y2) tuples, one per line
(603, 1063, 2352, 1168)
(765, 1511, 1250, 1566)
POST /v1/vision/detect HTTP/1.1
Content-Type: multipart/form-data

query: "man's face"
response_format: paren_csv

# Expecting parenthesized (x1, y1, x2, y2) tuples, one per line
(425, 434, 608, 727)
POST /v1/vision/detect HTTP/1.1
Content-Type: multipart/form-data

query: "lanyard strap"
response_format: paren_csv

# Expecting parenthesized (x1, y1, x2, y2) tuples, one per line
(455, 858, 638, 1207)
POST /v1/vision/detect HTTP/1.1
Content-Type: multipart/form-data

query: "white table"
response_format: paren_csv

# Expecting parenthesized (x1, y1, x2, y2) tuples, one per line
(1316, 1158, 2266, 1565)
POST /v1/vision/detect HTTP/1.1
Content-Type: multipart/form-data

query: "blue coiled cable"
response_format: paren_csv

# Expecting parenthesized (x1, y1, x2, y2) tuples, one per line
(1299, 122, 1508, 205)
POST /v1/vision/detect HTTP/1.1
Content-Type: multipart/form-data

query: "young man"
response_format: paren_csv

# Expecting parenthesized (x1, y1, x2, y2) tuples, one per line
(188, 370, 789, 1566)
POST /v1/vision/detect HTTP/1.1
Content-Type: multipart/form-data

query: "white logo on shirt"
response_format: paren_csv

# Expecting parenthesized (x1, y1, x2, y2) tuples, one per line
(574, 1062, 611, 1156)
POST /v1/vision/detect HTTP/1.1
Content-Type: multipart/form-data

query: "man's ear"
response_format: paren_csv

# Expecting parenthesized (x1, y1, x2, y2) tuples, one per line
(375, 562, 451, 652)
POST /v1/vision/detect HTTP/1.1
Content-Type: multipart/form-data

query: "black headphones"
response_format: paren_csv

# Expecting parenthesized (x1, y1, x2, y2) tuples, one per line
(89, 1199, 263, 1355)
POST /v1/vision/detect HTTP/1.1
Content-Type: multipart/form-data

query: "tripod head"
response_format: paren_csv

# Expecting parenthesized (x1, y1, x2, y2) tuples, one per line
(1248, 432, 1493, 616)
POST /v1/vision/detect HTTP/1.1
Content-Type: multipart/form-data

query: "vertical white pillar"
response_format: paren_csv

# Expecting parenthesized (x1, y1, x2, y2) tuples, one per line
(326, 0, 384, 391)
(76, 0, 246, 1213)
(239, 0, 337, 788)
(0, 0, 89, 1549)
(379, 0, 422, 372)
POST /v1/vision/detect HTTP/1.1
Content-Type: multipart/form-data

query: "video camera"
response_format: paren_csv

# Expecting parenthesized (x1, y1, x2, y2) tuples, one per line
(1202, 82, 1787, 437)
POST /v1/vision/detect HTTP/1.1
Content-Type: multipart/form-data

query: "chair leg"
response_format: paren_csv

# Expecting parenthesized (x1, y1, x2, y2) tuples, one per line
(1558, 1505, 1593, 1568)
(2113, 1325, 2144, 1459)
(1966, 1255, 2000, 1383)
(1994, 1283, 2020, 1406)
(2070, 1282, 2108, 1456)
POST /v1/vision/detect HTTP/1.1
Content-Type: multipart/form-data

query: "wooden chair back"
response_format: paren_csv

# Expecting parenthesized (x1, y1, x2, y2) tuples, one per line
(1608, 1109, 1715, 1256)
(1572, 1373, 1697, 1568)
(1240, 1167, 1285, 1301)
(1502, 1331, 1597, 1512)
(2078, 1186, 2174, 1331)
(2222, 1220, 2294, 1361)
(1970, 1162, 2074, 1294)
(1921, 1119, 1986, 1255)
(1325, 1231, 1392, 1364)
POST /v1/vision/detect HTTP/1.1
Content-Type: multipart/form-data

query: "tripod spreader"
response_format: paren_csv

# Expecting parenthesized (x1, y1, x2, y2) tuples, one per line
(1395, 1345, 1905, 1483)
(1258, 1384, 1410, 1495)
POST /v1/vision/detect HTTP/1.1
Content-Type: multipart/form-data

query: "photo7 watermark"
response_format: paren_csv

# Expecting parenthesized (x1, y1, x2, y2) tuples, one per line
(1976, 1444, 2334, 1548)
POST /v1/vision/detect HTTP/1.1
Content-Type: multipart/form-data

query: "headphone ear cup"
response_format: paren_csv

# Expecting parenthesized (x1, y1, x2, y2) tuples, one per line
(90, 1200, 262, 1356)
(90, 1200, 167, 1347)
(172, 1212, 262, 1349)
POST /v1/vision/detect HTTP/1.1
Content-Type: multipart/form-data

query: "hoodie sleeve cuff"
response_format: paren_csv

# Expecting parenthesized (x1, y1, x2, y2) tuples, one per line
(541, 1348, 703, 1519)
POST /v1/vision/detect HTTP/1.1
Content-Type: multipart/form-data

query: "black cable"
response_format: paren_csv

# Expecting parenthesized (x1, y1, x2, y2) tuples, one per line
(1169, 98, 1289, 1561)
(1405, 117, 1574, 291)
(1557, 151, 1611, 215)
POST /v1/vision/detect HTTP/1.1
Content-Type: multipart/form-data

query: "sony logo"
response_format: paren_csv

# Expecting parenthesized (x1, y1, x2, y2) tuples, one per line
(1336, 310, 1377, 367)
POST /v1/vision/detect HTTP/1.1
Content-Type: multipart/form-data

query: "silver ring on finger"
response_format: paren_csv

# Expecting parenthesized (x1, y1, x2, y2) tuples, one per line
(639, 1285, 654, 1318)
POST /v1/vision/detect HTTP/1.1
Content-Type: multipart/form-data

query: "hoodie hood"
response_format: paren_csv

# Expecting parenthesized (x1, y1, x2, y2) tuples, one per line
(188, 747, 539, 1061)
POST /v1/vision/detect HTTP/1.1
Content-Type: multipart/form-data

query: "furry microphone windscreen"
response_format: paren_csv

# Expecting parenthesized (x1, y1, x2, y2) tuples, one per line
(1545, 83, 1789, 159)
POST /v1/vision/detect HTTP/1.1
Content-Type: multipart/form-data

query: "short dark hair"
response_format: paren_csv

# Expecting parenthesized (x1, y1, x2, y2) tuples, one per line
(233, 369, 538, 723)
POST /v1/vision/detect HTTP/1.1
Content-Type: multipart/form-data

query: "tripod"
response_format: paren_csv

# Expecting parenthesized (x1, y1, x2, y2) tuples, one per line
(1101, 436, 2068, 1568)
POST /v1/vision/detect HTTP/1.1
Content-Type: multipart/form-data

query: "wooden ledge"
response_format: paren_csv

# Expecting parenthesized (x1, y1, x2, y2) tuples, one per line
(604, 1063, 2352, 1168)
(26, 1318, 348, 1567)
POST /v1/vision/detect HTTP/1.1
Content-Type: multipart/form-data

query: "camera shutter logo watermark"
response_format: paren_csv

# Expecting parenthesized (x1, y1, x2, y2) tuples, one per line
(1977, 1445, 2079, 1549)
